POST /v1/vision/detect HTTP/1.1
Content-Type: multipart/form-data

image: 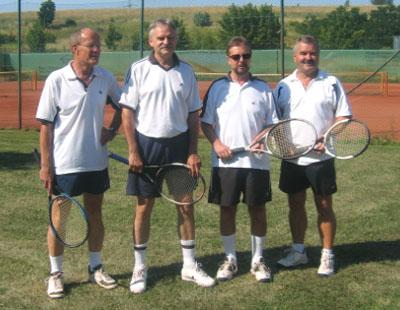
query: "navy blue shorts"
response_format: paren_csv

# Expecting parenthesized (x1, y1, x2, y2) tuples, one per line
(54, 169, 110, 196)
(279, 159, 337, 196)
(126, 131, 189, 197)
(208, 167, 272, 207)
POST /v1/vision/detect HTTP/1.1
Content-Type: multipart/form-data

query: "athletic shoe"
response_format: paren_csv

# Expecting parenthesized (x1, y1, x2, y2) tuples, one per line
(130, 266, 147, 294)
(250, 258, 272, 282)
(181, 262, 216, 287)
(277, 248, 308, 268)
(47, 272, 64, 299)
(317, 252, 335, 277)
(216, 258, 238, 281)
(88, 265, 118, 289)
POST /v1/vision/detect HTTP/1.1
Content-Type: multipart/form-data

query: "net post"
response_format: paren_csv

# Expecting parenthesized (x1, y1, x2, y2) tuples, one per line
(382, 71, 388, 97)
(32, 70, 38, 91)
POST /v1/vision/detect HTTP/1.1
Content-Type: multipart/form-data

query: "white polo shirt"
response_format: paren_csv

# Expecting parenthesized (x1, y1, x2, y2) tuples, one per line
(201, 75, 279, 170)
(119, 53, 202, 138)
(274, 69, 352, 166)
(36, 62, 122, 174)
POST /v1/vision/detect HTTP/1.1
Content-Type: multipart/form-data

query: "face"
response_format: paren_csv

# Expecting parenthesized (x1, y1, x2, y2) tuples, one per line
(72, 29, 101, 66)
(293, 42, 319, 77)
(227, 44, 252, 77)
(148, 25, 177, 60)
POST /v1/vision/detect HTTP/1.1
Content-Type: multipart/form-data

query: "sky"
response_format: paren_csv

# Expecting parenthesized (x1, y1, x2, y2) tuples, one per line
(1, 0, 399, 13)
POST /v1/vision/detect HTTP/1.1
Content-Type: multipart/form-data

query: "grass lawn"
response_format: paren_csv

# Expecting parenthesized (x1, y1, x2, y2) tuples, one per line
(0, 129, 399, 309)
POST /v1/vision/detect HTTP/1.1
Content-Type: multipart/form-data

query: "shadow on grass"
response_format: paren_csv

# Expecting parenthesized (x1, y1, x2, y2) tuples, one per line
(63, 239, 398, 292)
(0, 151, 38, 170)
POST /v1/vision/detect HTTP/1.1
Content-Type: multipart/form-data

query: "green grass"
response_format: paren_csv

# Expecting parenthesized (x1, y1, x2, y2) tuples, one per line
(0, 129, 399, 309)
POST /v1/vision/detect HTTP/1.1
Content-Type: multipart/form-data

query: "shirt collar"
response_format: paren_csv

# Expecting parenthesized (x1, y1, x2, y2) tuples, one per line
(225, 71, 255, 83)
(66, 61, 100, 80)
(289, 69, 326, 82)
(148, 52, 180, 69)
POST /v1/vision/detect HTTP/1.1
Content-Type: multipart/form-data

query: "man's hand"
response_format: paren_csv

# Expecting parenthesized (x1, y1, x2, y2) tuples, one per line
(187, 153, 201, 176)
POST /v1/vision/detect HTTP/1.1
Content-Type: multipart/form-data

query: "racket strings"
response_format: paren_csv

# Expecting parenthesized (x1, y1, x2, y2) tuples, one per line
(50, 196, 88, 247)
(326, 122, 370, 157)
(267, 120, 316, 159)
(158, 167, 204, 204)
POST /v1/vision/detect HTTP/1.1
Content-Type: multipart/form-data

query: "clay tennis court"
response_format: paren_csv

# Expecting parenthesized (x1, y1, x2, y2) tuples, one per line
(1, 80, 399, 140)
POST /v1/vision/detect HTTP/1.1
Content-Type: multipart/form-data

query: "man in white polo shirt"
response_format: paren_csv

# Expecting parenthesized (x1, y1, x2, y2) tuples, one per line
(201, 36, 278, 283)
(36, 28, 121, 298)
(274, 35, 352, 276)
(120, 19, 215, 293)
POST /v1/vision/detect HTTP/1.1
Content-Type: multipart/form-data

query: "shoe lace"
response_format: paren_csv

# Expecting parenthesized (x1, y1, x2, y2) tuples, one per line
(132, 268, 146, 280)
(96, 268, 113, 281)
(194, 263, 208, 278)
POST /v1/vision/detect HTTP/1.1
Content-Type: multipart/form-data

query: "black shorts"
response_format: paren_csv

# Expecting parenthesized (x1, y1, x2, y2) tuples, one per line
(279, 159, 337, 196)
(54, 169, 110, 196)
(126, 131, 189, 197)
(208, 167, 272, 207)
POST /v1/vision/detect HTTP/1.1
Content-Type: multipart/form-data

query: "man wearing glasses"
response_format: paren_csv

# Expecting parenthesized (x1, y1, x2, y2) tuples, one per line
(201, 36, 278, 283)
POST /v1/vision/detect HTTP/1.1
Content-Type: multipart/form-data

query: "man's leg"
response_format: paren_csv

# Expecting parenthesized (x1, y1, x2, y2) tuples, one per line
(178, 204, 215, 287)
(130, 196, 154, 294)
(47, 222, 65, 299)
(84, 192, 117, 289)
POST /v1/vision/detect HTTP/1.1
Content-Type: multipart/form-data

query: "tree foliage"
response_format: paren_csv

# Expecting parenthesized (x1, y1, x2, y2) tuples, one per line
(219, 4, 280, 49)
(38, 0, 56, 28)
(105, 21, 123, 50)
(371, 0, 394, 5)
(171, 17, 190, 50)
(26, 21, 46, 52)
(193, 12, 212, 27)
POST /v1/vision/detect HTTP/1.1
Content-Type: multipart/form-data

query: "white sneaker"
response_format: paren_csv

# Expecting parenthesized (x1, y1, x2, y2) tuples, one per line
(47, 272, 64, 299)
(277, 248, 308, 268)
(318, 252, 335, 277)
(216, 258, 238, 281)
(130, 266, 147, 294)
(89, 265, 118, 289)
(181, 262, 216, 287)
(250, 258, 272, 283)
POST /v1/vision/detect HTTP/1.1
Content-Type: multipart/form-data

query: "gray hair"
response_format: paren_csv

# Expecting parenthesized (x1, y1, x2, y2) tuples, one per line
(69, 28, 99, 47)
(293, 35, 320, 54)
(148, 19, 177, 38)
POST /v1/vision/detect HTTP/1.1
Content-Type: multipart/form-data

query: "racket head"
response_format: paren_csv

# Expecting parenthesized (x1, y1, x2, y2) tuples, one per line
(48, 193, 89, 248)
(324, 119, 370, 159)
(155, 163, 206, 205)
(266, 118, 318, 160)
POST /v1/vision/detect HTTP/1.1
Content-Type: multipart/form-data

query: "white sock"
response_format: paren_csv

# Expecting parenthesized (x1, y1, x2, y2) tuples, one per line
(293, 243, 305, 253)
(49, 255, 63, 274)
(322, 248, 333, 256)
(134, 243, 147, 270)
(251, 235, 265, 265)
(181, 239, 196, 268)
(222, 234, 237, 262)
(89, 251, 102, 271)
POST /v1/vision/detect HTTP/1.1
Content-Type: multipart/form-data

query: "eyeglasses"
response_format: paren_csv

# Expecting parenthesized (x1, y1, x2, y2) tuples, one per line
(228, 53, 252, 61)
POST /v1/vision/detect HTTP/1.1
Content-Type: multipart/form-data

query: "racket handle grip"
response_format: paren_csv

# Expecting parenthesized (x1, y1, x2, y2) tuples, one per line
(230, 147, 246, 154)
(108, 152, 129, 165)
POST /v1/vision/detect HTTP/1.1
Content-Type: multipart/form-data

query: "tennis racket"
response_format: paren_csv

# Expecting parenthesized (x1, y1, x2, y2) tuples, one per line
(33, 148, 89, 248)
(108, 152, 206, 205)
(230, 118, 318, 160)
(320, 119, 370, 160)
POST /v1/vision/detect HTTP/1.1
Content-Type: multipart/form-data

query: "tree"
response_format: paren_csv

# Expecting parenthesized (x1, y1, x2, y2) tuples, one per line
(26, 21, 46, 52)
(38, 0, 56, 28)
(219, 4, 280, 49)
(367, 4, 400, 48)
(105, 21, 123, 50)
(193, 12, 212, 27)
(171, 17, 190, 50)
(371, 0, 394, 5)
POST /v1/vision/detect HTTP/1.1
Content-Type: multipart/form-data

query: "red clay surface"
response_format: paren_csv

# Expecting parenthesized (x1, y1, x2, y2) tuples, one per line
(1, 80, 399, 140)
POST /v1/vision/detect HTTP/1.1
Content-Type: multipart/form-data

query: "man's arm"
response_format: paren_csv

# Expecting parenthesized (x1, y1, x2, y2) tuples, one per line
(187, 111, 201, 176)
(200, 121, 232, 160)
(39, 122, 54, 194)
(121, 106, 143, 172)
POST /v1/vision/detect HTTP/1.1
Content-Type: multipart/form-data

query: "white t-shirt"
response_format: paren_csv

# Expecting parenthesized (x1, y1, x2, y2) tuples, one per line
(201, 75, 279, 170)
(274, 69, 352, 166)
(36, 62, 121, 174)
(119, 54, 202, 138)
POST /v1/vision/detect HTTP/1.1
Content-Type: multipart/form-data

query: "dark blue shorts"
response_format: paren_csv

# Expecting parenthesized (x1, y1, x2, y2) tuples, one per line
(208, 167, 272, 207)
(279, 159, 337, 196)
(54, 169, 110, 196)
(126, 131, 189, 197)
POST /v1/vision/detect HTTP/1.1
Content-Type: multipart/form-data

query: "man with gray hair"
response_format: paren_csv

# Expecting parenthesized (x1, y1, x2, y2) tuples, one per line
(274, 35, 352, 276)
(120, 19, 215, 294)
(36, 27, 121, 298)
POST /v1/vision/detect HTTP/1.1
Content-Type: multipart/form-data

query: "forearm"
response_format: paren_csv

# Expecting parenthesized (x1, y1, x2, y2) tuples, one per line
(187, 111, 199, 155)
(122, 107, 139, 155)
